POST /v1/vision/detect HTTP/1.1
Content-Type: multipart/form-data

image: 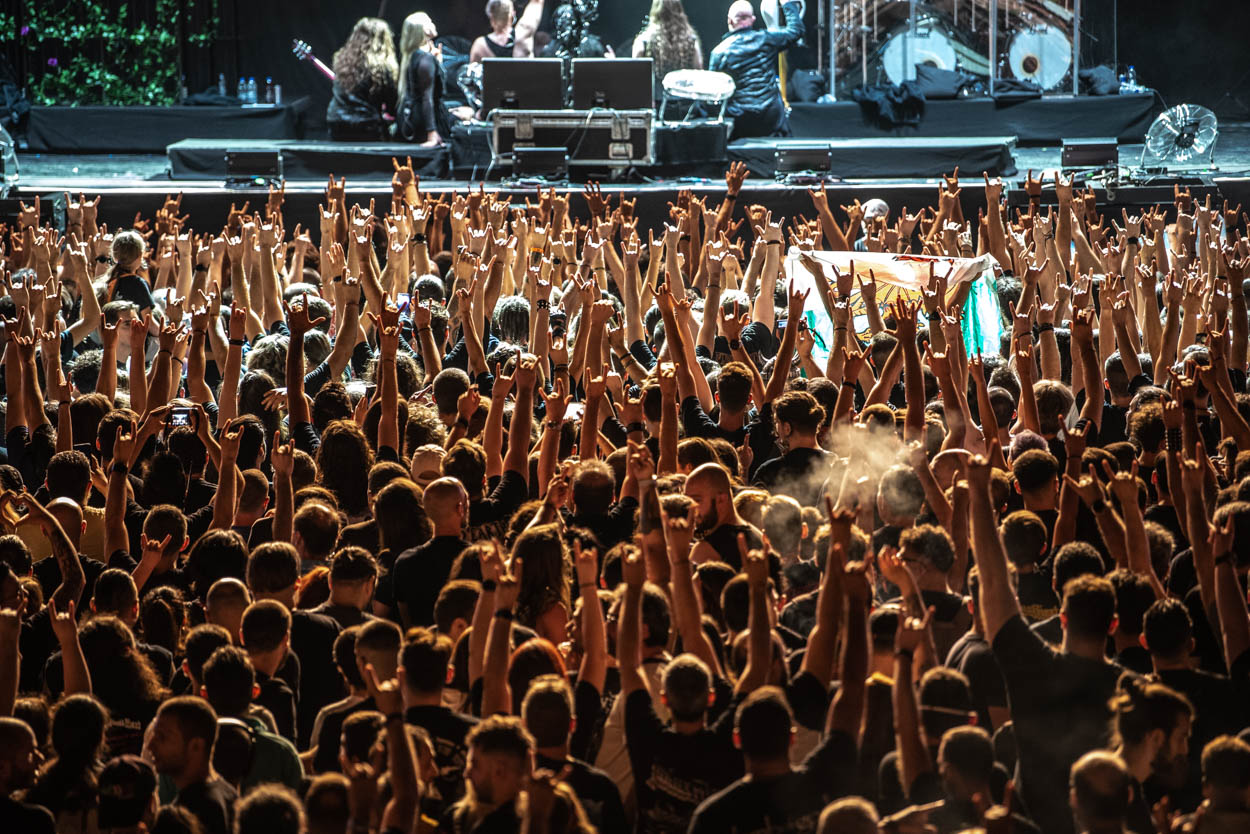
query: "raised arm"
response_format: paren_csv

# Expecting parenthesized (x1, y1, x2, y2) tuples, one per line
(482, 557, 521, 716)
(893, 608, 935, 798)
(736, 542, 774, 695)
(966, 447, 1020, 642)
(827, 558, 870, 738)
(271, 433, 294, 545)
(617, 546, 648, 696)
(801, 503, 850, 686)
(573, 540, 607, 695)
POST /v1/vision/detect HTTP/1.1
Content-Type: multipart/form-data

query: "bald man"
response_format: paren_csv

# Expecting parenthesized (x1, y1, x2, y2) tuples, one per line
(392, 477, 477, 629)
(206, 578, 252, 644)
(31, 497, 106, 605)
(684, 462, 763, 569)
(709, 0, 805, 140)
(1069, 751, 1134, 834)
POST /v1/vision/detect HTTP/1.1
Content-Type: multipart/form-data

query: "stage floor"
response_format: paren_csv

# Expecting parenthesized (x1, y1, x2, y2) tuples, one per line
(16, 122, 1250, 188)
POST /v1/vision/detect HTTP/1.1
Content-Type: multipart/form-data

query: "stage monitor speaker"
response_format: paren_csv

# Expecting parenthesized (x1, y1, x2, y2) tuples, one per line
(775, 144, 833, 174)
(1061, 137, 1118, 168)
(514, 147, 569, 179)
(482, 58, 565, 116)
(572, 58, 654, 110)
(225, 149, 282, 185)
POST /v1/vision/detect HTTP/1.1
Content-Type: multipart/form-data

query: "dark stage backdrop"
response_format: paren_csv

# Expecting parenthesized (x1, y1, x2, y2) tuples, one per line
(7, 0, 1250, 138)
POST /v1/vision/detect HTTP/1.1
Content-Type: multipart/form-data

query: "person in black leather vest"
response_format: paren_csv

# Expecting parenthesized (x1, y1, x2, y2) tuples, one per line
(708, 0, 804, 140)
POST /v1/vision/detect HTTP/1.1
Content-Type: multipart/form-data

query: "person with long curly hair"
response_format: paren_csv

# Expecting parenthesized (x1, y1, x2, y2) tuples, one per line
(327, 17, 399, 141)
(315, 420, 374, 522)
(633, 0, 703, 82)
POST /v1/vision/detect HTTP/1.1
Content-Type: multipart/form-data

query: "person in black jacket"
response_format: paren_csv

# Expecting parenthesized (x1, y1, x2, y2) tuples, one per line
(395, 12, 450, 146)
(709, 0, 804, 140)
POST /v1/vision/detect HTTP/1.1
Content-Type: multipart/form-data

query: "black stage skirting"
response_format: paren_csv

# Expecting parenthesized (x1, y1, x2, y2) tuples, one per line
(168, 138, 448, 180)
(171, 121, 732, 181)
(28, 99, 311, 154)
(789, 93, 1156, 145)
(729, 136, 1016, 179)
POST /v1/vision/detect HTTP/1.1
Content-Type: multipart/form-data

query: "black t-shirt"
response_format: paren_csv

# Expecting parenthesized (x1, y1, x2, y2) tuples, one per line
(680, 395, 747, 445)
(313, 696, 375, 774)
(1154, 662, 1250, 812)
(688, 729, 858, 834)
(109, 272, 156, 311)
(1016, 569, 1059, 623)
(406, 704, 479, 810)
(311, 601, 375, 630)
(33, 552, 106, 605)
(565, 497, 639, 553)
(701, 522, 763, 571)
(174, 777, 237, 834)
(256, 671, 298, 742)
(535, 753, 628, 834)
(624, 681, 743, 833)
(945, 630, 1007, 731)
(290, 608, 344, 749)
(392, 536, 473, 627)
(0, 796, 55, 834)
(992, 614, 1125, 834)
(927, 798, 1042, 834)
(468, 469, 527, 542)
(752, 447, 831, 508)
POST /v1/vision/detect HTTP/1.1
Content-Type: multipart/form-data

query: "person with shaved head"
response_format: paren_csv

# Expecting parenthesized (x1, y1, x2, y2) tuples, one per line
(684, 462, 763, 569)
(709, 0, 805, 139)
(392, 476, 476, 628)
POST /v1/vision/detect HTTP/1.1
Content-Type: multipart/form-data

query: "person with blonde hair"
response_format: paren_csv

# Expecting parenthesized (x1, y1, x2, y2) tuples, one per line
(470, 1, 516, 63)
(395, 11, 450, 146)
(327, 17, 398, 141)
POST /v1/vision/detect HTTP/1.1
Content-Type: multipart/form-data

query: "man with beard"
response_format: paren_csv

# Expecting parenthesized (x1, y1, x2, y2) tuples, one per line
(1110, 675, 1193, 834)
(752, 390, 830, 508)
(684, 462, 763, 569)
(0, 717, 53, 833)
(709, 0, 805, 140)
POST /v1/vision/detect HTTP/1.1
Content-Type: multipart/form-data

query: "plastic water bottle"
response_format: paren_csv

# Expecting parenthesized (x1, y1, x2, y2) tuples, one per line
(1127, 66, 1138, 90)
(246, 77, 257, 104)
(264, 77, 274, 104)
(217, 73, 227, 97)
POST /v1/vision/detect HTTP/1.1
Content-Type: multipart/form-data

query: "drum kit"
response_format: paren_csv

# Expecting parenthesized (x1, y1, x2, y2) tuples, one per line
(831, 0, 1078, 93)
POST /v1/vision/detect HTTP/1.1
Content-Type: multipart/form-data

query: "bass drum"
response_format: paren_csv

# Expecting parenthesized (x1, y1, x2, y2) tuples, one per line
(878, 20, 960, 86)
(1006, 23, 1072, 91)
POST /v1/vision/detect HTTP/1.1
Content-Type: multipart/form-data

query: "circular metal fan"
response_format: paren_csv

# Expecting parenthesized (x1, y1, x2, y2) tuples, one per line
(1145, 104, 1219, 164)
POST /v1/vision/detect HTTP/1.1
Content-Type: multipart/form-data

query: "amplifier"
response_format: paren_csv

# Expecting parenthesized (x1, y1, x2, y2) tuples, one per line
(1061, 137, 1118, 168)
(492, 109, 654, 167)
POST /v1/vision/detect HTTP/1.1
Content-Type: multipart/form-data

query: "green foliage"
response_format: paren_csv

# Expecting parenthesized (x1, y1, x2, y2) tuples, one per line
(22, 0, 219, 106)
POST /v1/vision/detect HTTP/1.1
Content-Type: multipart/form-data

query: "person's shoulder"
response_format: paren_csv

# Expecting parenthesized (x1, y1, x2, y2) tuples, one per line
(291, 607, 341, 633)
(690, 776, 750, 824)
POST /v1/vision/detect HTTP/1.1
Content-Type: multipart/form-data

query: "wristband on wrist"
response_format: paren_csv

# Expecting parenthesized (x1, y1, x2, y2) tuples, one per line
(728, 337, 742, 351)
(1215, 552, 1235, 568)
(1126, 236, 1140, 247)
(626, 421, 646, 434)
(494, 609, 514, 621)
(229, 338, 246, 347)
(1038, 323, 1055, 333)
(537, 299, 550, 310)
(481, 579, 497, 592)
(111, 462, 128, 476)
(193, 264, 209, 273)
(95, 255, 111, 264)
(411, 232, 428, 244)
(385, 712, 404, 723)
(455, 417, 470, 428)
(895, 648, 914, 661)
(1090, 499, 1108, 514)
(544, 418, 563, 430)
(552, 363, 569, 373)
(766, 240, 783, 247)
(1166, 427, 1183, 452)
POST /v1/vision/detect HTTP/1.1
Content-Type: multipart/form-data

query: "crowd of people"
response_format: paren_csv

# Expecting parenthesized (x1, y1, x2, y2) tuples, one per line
(0, 159, 1248, 834)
